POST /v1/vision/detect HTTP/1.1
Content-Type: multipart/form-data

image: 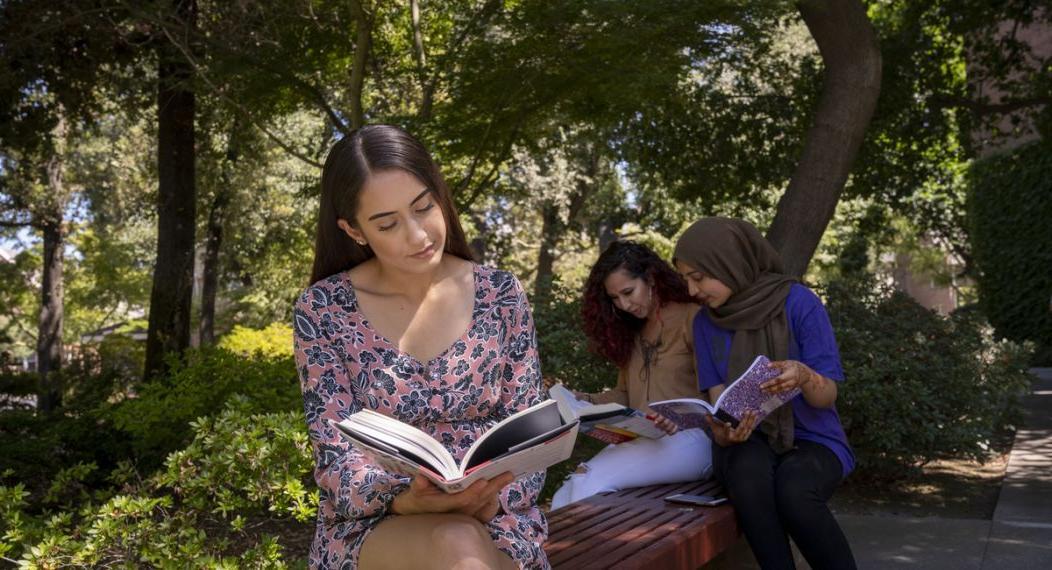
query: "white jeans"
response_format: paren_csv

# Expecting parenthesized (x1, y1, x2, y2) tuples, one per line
(551, 428, 713, 509)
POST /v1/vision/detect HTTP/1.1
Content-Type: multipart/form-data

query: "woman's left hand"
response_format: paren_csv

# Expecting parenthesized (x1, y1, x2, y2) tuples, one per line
(648, 412, 678, 436)
(465, 472, 514, 523)
(762, 360, 816, 394)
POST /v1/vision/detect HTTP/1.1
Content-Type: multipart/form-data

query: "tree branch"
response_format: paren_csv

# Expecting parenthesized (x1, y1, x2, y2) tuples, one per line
(410, 0, 427, 72)
(155, 23, 325, 168)
(931, 94, 1051, 117)
(410, 0, 432, 119)
(348, 0, 374, 129)
(196, 33, 352, 135)
(419, 0, 503, 122)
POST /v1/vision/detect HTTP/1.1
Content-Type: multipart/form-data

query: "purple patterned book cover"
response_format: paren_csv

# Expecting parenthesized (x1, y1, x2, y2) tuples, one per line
(715, 355, 797, 423)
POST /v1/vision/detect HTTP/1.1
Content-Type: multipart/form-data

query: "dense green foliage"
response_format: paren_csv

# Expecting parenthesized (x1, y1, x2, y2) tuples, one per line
(532, 277, 617, 393)
(968, 142, 1052, 364)
(1, 405, 311, 568)
(824, 277, 1033, 475)
(0, 324, 311, 567)
(111, 346, 298, 467)
(0, 361, 135, 499)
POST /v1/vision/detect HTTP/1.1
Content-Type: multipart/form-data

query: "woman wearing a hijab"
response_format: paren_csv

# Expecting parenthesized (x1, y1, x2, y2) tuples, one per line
(673, 217, 856, 570)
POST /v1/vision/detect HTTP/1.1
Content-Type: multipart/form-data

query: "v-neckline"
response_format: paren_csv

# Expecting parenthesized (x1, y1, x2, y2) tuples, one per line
(345, 263, 480, 367)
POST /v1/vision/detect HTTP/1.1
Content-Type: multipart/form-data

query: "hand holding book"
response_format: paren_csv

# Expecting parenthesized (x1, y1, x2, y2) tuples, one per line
(704, 409, 759, 446)
(762, 360, 820, 394)
(649, 413, 679, 436)
(392, 471, 515, 522)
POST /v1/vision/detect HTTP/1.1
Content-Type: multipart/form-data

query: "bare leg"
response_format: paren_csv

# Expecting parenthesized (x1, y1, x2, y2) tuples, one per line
(359, 513, 519, 570)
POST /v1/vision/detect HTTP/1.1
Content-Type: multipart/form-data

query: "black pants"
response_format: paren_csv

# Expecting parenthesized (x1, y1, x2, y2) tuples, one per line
(713, 435, 857, 570)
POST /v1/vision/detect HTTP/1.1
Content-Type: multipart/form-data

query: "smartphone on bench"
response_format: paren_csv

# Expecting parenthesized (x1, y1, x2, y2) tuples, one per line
(664, 493, 728, 507)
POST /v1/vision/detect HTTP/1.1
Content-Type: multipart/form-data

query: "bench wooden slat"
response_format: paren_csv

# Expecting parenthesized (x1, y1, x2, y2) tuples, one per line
(548, 506, 665, 566)
(544, 479, 740, 570)
(547, 503, 630, 543)
(606, 505, 739, 570)
(576, 508, 687, 569)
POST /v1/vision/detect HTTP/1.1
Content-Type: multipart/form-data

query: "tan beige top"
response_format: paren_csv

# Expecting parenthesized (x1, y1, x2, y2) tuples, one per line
(583, 301, 705, 411)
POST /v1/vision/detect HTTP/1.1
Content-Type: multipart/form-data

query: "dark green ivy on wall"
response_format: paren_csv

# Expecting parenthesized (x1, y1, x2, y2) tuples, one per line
(969, 141, 1052, 364)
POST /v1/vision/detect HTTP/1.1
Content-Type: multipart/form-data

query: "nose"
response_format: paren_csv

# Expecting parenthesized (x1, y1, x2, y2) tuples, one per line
(405, 216, 429, 246)
(687, 280, 699, 298)
(613, 297, 628, 312)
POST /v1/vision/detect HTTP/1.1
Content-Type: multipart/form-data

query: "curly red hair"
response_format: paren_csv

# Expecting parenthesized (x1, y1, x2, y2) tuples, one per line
(581, 241, 695, 368)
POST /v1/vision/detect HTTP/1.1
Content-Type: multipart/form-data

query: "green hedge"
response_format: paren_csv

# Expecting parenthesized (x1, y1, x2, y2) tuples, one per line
(968, 141, 1052, 364)
(110, 346, 300, 468)
(823, 277, 1033, 476)
(1, 405, 312, 567)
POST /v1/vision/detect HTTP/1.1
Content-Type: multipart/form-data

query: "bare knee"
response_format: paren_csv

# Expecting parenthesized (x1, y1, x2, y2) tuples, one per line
(430, 514, 490, 546)
(429, 515, 502, 569)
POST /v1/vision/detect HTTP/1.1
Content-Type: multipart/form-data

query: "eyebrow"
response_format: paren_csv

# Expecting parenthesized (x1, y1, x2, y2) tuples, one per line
(366, 188, 433, 221)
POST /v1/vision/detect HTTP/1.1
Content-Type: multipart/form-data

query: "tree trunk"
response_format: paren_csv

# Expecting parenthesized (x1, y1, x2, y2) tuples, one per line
(597, 219, 617, 253)
(534, 202, 559, 299)
(409, 0, 433, 121)
(198, 127, 239, 346)
(535, 147, 601, 298)
(348, 0, 373, 129)
(36, 216, 64, 413)
(766, 0, 882, 276)
(145, 0, 198, 381)
(468, 212, 488, 262)
(198, 193, 226, 346)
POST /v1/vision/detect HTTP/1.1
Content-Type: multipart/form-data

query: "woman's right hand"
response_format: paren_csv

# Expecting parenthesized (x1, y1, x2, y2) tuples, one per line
(704, 410, 758, 447)
(391, 472, 514, 522)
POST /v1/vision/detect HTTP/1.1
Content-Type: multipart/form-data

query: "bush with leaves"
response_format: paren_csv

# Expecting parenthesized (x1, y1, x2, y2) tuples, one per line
(1, 403, 313, 567)
(218, 323, 295, 359)
(531, 276, 618, 394)
(822, 277, 1033, 476)
(111, 344, 299, 467)
(1, 366, 134, 498)
(157, 400, 317, 525)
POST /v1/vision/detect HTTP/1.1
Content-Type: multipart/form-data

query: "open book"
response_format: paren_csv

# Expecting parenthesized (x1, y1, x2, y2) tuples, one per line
(331, 399, 579, 492)
(548, 383, 666, 444)
(649, 355, 797, 430)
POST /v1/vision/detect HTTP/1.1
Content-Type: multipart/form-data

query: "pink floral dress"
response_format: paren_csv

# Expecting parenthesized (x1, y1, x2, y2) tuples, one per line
(293, 264, 550, 569)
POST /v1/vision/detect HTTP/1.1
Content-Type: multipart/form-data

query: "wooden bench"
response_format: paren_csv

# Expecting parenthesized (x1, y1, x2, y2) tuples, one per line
(543, 479, 741, 569)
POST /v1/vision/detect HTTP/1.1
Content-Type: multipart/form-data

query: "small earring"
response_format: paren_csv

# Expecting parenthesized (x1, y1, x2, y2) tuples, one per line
(356, 239, 367, 246)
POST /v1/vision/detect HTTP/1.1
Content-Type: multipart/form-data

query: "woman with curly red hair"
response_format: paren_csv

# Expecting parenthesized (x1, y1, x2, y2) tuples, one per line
(551, 240, 714, 508)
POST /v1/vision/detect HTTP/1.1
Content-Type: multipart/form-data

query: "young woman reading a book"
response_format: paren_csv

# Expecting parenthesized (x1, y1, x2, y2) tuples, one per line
(294, 125, 548, 569)
(673, 217, 857, 570)
(551, 240, 713, 508)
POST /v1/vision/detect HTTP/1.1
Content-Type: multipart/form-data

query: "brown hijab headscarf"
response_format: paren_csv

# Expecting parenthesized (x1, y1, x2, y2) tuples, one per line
(673, 217, 796, 453)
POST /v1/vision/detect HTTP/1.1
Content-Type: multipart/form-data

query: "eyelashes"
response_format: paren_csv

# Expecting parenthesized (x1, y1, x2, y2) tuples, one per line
(376, 201, 437, 232)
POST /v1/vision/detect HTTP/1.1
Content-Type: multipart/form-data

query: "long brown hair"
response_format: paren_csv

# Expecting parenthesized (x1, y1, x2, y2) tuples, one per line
(310, 124, 474, 284)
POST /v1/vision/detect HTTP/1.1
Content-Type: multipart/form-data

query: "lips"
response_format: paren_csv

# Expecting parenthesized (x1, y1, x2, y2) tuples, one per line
(411, 243, 437, 259)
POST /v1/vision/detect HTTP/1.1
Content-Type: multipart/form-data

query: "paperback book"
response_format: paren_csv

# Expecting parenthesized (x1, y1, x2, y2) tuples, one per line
(548, 383, 666, 444)
(331, 399, 579, 492)
(649, 355, 796, 431)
